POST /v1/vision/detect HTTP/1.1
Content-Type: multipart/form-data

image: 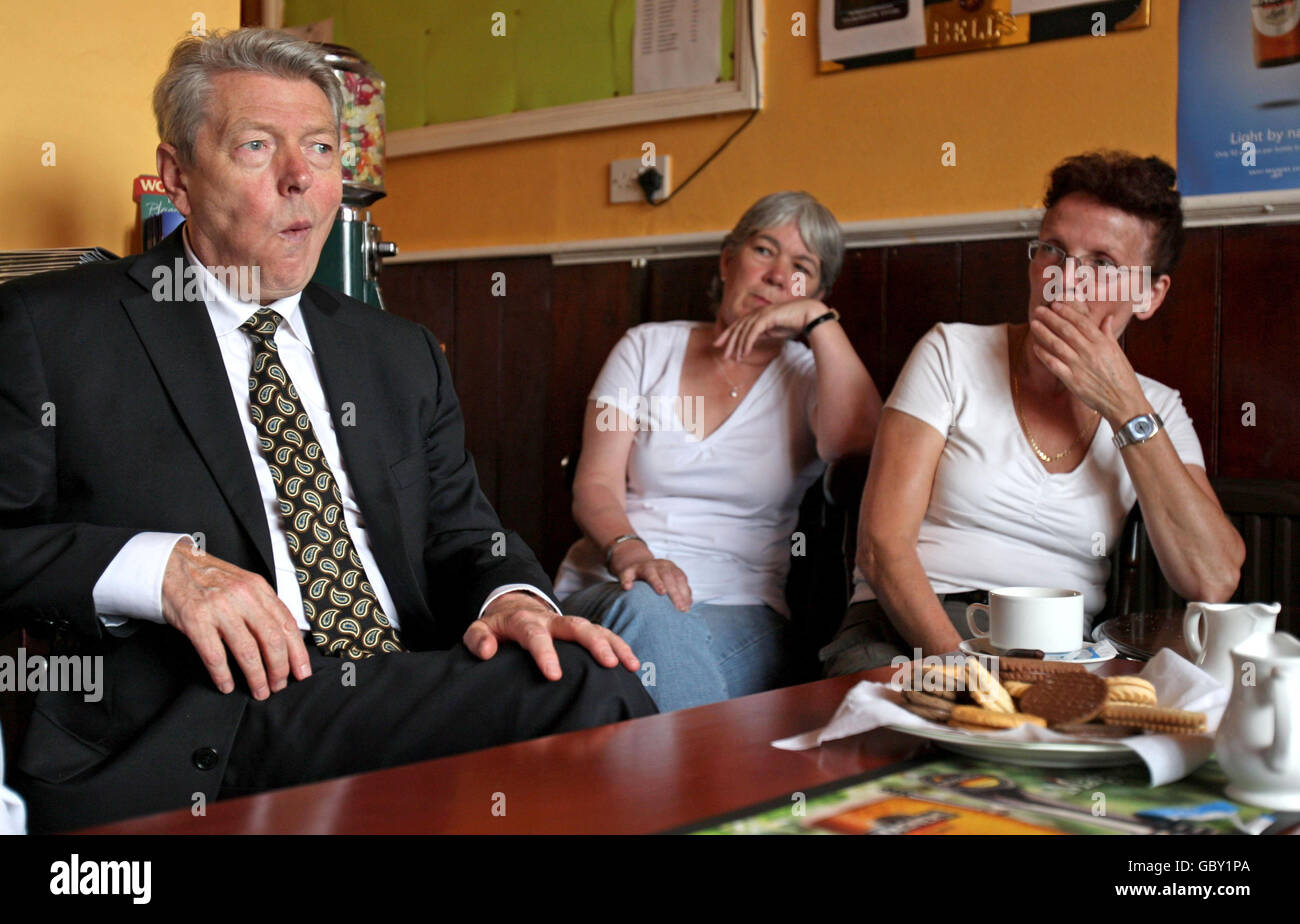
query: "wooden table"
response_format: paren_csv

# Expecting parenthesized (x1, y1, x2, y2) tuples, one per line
(81, 660, 1146, 835)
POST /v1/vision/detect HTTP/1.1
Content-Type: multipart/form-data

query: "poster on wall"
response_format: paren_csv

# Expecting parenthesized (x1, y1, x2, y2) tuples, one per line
(818, 0, 1148, 71)
(1177, 0, 1300, 196)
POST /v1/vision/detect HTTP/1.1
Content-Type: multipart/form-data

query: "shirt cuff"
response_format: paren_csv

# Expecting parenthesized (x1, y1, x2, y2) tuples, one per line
(478, 584, 561, 619)
(93, 532, 195, 629)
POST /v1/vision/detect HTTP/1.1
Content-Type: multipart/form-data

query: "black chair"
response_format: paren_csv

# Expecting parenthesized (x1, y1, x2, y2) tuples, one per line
(785, 454, 871, 681)
(1105, 478, 1300, 634)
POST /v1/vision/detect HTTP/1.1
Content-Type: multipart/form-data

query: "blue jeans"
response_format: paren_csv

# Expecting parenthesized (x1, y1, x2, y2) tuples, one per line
(561, 581, 792, 713)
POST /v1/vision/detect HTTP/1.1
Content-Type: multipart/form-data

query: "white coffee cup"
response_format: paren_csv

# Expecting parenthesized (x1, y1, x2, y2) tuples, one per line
(965, 587, 1084, 654)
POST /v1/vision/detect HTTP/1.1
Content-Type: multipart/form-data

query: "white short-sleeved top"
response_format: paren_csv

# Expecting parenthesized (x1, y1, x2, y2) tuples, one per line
(851, 323, 1206, 617)
(554, 321, 825, 616)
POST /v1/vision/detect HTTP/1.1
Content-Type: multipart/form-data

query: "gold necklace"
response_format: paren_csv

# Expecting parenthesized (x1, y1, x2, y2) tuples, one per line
(1011, 360, 1098, 463)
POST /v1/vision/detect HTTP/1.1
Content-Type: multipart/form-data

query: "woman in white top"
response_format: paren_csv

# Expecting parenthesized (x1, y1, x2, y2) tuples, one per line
(555, 192, 882, 711)
(822, 152, 1244, 675)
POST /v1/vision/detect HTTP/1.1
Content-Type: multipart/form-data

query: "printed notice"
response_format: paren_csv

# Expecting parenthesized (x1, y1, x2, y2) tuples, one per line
(634, 0, 722, 94)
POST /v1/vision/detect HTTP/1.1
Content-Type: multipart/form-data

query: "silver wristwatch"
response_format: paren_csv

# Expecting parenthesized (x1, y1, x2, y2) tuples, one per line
(1112, 412, 1164, 449)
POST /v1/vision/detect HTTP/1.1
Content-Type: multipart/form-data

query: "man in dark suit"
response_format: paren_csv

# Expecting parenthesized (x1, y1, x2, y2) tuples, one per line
(0, 28, 655, 832)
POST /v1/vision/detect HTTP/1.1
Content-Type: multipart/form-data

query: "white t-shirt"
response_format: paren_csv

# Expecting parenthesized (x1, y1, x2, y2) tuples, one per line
(851, 323, 1206, 618)
(554, 321, 825, 616)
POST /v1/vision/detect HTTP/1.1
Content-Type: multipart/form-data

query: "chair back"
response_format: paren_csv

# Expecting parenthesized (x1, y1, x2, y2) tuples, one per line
(1108, 478, 1300, 633)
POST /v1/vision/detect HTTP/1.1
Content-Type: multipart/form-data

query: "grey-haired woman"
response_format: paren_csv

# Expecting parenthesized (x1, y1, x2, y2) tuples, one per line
(554, 191, 882, 711)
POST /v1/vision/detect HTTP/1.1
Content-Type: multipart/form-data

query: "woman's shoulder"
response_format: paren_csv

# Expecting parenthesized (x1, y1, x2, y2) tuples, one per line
(905, 322, 1008, 370)
(924, 321, 1008, 350)
(620, 320, 701, 345)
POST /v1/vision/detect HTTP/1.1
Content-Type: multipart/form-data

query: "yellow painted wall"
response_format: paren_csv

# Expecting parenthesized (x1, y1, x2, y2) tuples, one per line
(3, 1, 242, 256)
(375, 0, 1179, 252)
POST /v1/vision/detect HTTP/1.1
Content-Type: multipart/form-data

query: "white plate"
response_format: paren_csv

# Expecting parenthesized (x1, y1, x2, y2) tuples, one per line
(886, 722, 1142, 768)
(959, 636, 1117, 665)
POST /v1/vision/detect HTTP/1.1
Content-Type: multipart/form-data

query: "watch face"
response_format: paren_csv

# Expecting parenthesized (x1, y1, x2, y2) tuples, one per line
(1133, 419, 1154, 438)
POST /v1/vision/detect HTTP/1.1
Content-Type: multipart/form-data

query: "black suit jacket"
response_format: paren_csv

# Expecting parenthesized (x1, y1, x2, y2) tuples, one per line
(0, 228, 554, 825)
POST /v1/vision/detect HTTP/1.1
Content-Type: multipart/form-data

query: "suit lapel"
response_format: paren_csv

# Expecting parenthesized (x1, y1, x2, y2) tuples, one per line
(298, 285, 433, 632)
(121, 232, 276, 578)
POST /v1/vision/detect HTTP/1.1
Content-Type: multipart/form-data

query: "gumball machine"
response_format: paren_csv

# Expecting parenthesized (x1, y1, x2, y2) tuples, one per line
(312, 44, 397, 308)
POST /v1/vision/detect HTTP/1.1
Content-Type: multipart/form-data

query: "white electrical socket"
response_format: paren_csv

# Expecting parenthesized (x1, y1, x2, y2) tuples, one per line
(609, 155, 672, 204)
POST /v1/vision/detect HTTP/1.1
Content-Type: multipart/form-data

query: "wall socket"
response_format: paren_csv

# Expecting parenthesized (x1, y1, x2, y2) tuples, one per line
(609, 155, 672, 204)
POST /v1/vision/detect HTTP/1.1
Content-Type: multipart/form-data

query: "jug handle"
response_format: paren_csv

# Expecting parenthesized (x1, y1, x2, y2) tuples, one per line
(1183, 605, 1204, 661)
(1266, 667, 1297, 775)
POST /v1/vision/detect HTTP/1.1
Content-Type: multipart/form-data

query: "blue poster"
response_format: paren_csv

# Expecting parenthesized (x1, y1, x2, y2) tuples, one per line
(1178, 0, 1300, 195)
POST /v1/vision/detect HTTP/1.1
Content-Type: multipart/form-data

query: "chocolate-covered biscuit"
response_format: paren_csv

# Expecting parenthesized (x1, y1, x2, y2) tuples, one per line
(1019, 671, 1108, 726)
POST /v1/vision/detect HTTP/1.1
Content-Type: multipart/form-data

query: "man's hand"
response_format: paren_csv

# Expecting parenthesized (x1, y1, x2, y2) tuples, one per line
(161, 541, 311, 700)
(1028, 301, 1150, 426)
(464, 591, 640, 681)
(713, 298, 825, 361)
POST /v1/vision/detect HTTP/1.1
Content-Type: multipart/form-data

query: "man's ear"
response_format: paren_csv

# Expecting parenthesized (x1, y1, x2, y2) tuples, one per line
(1134, 273, 1171, 321)
(156, 143, 193, 217)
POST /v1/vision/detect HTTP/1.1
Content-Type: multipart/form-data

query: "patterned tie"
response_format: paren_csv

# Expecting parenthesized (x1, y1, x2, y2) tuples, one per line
(240, 307, 403, 659)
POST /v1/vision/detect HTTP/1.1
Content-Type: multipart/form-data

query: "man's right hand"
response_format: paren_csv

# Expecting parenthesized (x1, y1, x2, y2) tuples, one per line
(160, 541, 311, 699)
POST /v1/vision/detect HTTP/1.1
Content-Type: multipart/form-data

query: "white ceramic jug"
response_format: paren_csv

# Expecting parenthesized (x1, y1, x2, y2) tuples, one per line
(1183, 601, 1279, 687)
(1216, 632, 1300, 811)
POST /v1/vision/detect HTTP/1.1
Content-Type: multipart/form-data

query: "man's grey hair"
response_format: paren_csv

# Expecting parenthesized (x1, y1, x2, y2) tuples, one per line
(711, 191, 845, 304)
(153, 28, 343, 164)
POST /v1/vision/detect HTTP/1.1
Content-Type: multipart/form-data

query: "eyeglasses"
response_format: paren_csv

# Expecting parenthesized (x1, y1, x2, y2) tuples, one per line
(1027, 240, 1118, 270)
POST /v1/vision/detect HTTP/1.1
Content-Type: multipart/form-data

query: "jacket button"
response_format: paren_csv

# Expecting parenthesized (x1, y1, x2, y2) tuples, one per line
(192, 747, 219, 771)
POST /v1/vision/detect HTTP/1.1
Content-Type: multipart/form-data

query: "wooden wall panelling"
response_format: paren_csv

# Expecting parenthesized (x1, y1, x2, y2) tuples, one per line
(645, 256, 717, 323)
(959, 238, 1031, 327)
(1218, 225, 1300, 480)
(880, 243, 962, 395)
(1122, 228, 1220, 475)
(495, 258, 554, 557)
(452, 261, 509, 507)
(544, 262, 646, 576)
(830, 247, 886, 390)
(380, 261, 458, 357)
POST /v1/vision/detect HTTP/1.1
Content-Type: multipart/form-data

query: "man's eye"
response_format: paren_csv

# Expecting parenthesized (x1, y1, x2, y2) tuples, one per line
(243, 140, 267, 152)
(312, 143, 333, 155)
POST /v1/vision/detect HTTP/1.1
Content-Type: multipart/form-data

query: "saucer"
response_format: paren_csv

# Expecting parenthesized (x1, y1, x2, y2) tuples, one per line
(959, 636, 1117, 665)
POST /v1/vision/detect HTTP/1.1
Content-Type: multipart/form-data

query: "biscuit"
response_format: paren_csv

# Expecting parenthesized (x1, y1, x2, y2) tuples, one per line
(1100, 703, 1207, 735)
(902, 689, 956, 714)
(996, 657, 1087, 683)
(1051, 722, 1141, 738)
(1104, 676, 1158, 706)
(947, 721, 1001, 732)
(950, 705, 1047, 729)
(901, 703, 955, 723)
(964, 658, 1015, 714)
(1019, 671, 1108, 726)
(1003, 680, 1033, 698)
(895, 664, 961, 699)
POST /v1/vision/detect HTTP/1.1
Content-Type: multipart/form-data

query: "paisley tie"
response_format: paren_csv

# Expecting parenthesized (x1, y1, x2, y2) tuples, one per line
(240, 307, 403, 659)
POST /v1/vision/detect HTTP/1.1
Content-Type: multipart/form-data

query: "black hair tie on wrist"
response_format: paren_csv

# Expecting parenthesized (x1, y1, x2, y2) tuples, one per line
(803, 310, 839, 338)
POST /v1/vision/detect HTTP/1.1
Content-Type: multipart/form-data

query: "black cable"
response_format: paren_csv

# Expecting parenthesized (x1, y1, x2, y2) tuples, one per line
(646, 4, 761, 206)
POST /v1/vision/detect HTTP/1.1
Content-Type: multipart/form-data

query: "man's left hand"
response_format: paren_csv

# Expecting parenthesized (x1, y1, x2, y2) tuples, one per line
(1028, 301, 1149, 426)
(463, 591, 640, 680)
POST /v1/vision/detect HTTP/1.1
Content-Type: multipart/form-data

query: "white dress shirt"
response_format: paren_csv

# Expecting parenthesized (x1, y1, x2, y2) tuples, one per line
(93, 230, 554, 633)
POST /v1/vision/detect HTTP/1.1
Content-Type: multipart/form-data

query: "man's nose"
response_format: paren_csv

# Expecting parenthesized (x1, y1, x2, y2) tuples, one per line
(277, 147, 313, 195)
